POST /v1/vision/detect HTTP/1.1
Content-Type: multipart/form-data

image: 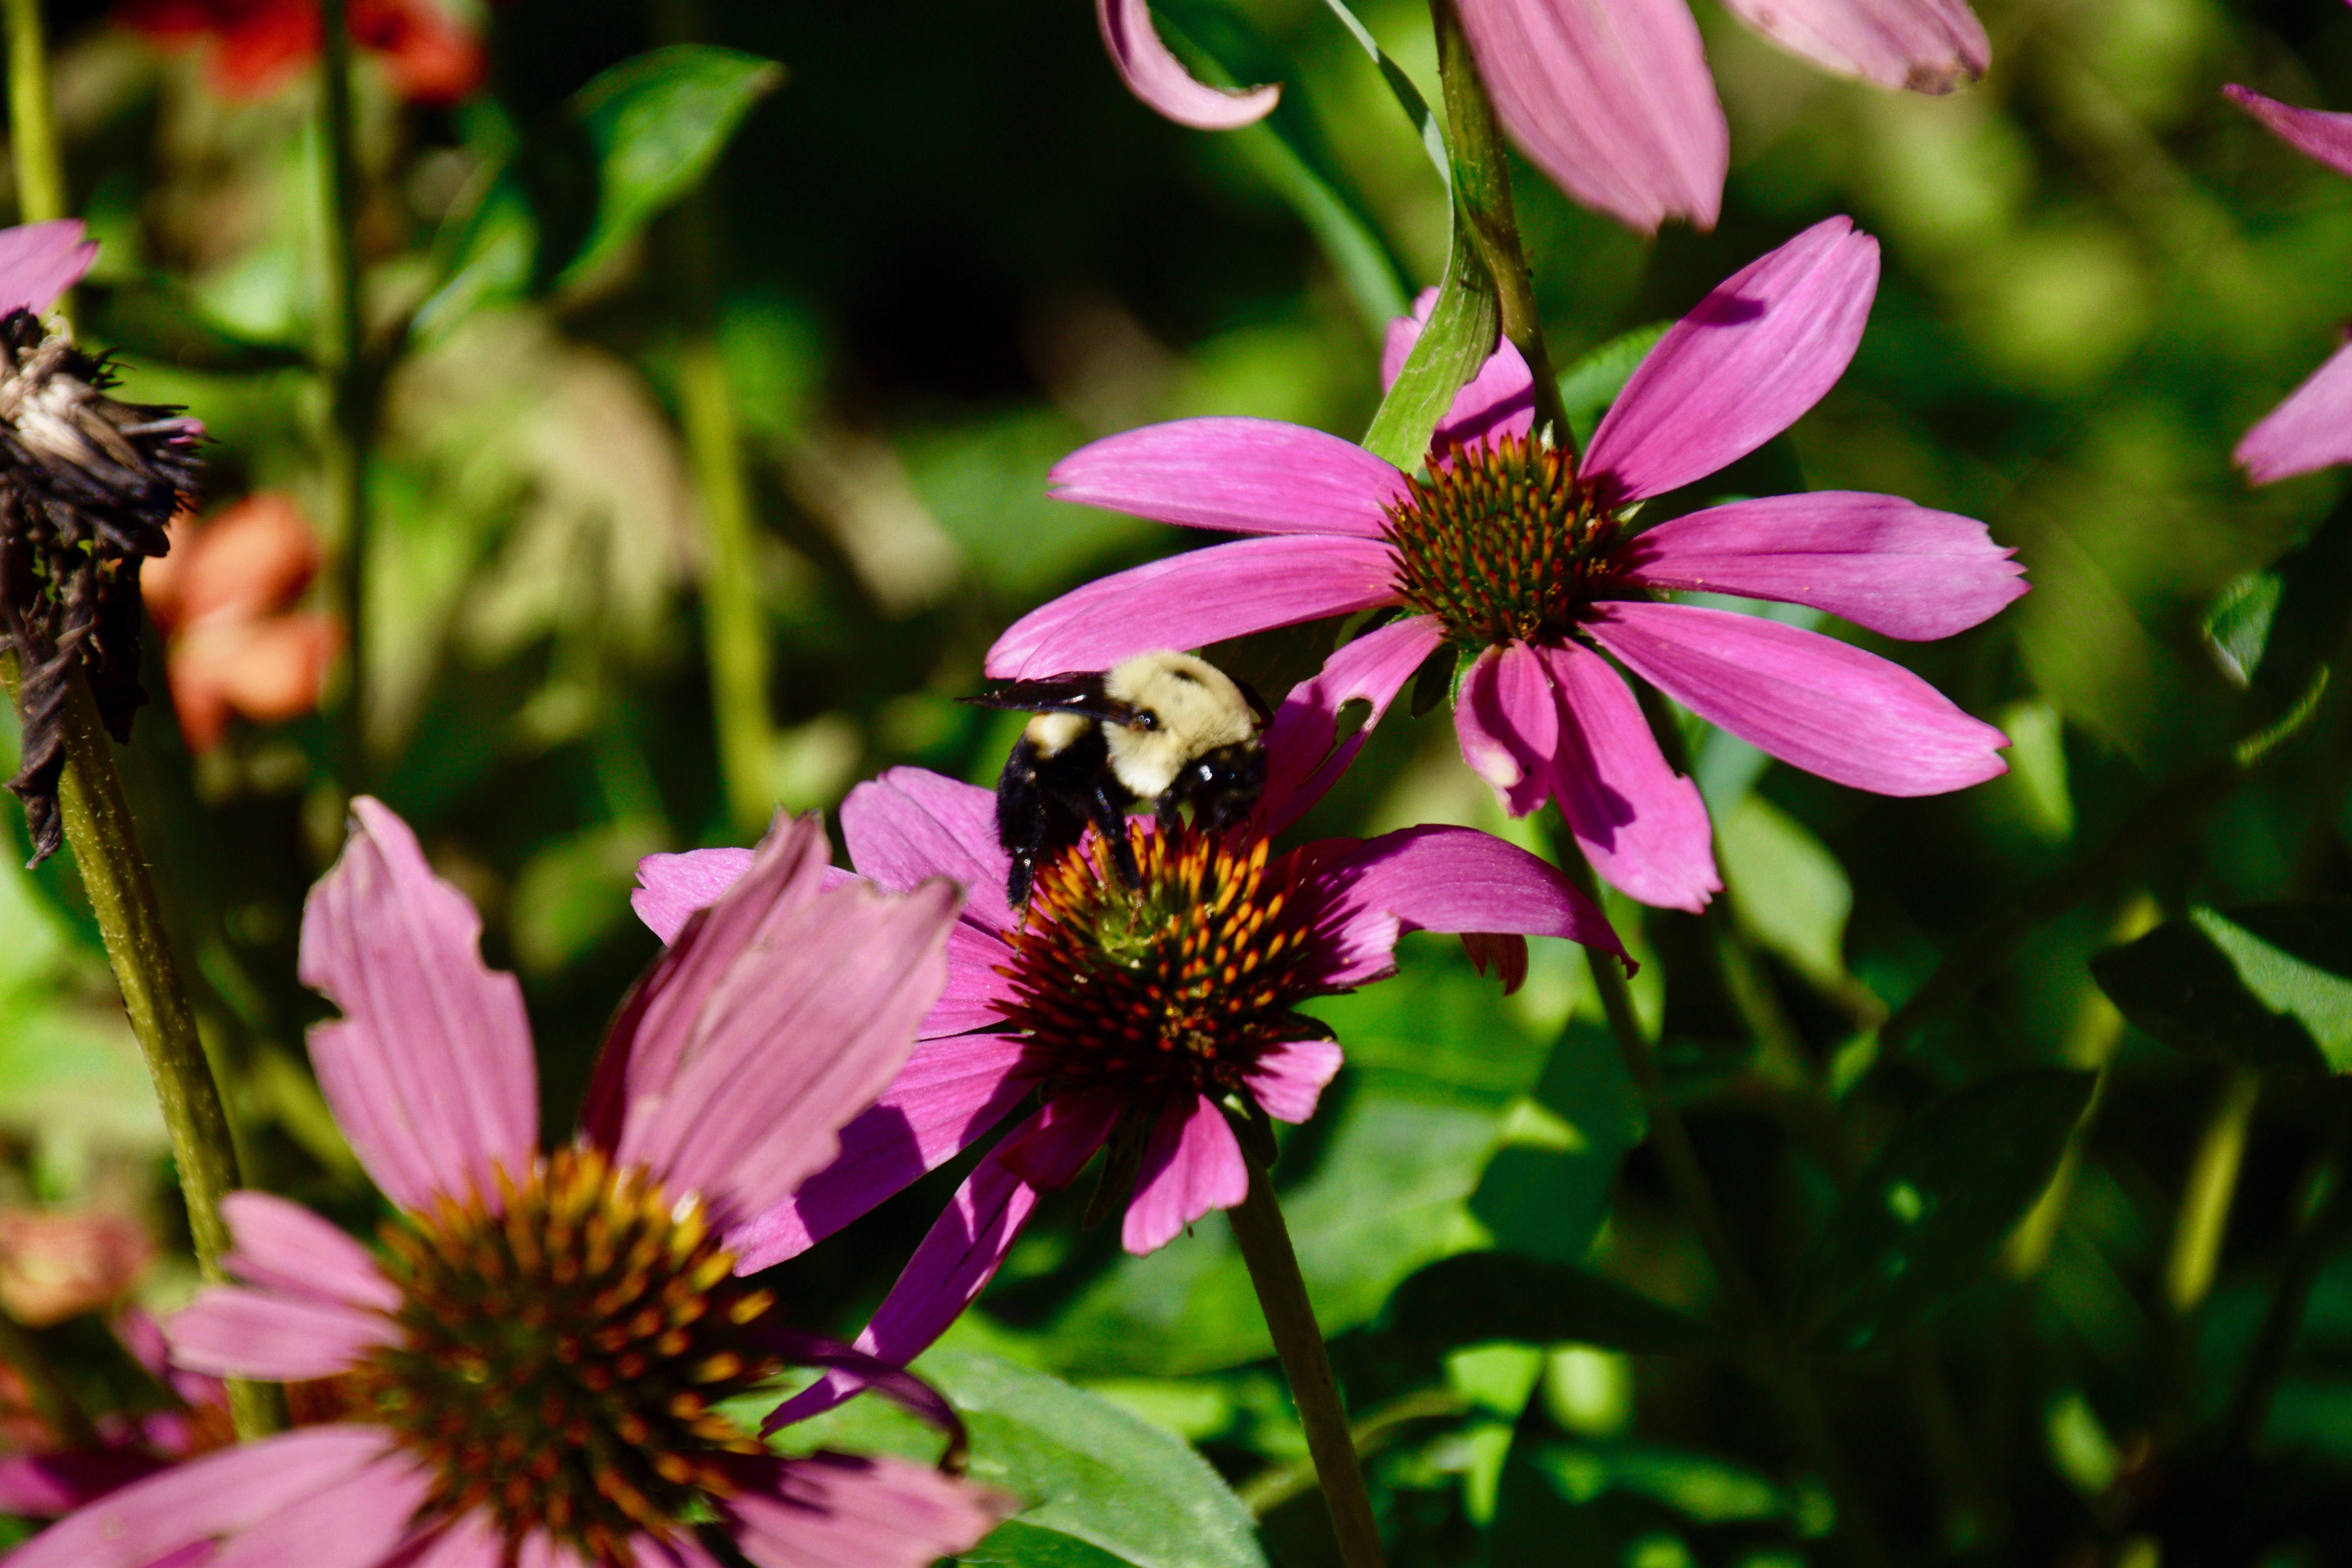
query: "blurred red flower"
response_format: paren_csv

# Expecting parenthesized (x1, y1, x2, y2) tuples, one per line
(142, 493, 340, 755)
(114, 0, 484, 105)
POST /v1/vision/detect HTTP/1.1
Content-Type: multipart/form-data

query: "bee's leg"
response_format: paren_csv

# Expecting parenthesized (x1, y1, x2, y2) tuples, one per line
(996, 749, 1050, 906)
(1086, 781, 1142, 887)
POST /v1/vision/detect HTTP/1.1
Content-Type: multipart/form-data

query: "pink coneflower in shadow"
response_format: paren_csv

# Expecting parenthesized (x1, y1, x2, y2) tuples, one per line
(9, 800, 1011, 1568)
(2224, 82, 2352, 483)
(991, 216, 2025, 913)
(0, 1309, 234, 1520)
(630, 683, 1624, 1422)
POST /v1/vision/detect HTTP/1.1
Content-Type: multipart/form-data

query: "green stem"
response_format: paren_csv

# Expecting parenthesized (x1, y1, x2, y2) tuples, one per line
(1426, 0, 1570, 451)
(317, 0, 370, 791)
(1226, 1158, 1387, 1568)
(3, 0, 63, 226)
(0, 1301, 97, 1449)
(1550, 829, 1890, 1568)
(1237, 1387, 1469, 1517)
(17, 669, 282, 1437)
(2166, 1066, 2262, 1314)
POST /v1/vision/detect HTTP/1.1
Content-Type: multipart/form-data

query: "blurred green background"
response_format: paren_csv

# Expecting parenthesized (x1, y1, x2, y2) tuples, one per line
(3, 0, 2352, 1564)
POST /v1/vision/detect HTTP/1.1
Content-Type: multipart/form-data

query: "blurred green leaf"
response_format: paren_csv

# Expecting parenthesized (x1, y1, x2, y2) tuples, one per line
(1556, 323, 1671, 451)
(2249, 488, 2352, 713)
(1719, 796, 1853, 995)
(421, 46, 782, 334)
(922, 1350, 1268, 1568)
(1468, 1021, 1643, 1265)
(1379, 1253, 1720, 1356)
(1798, 1068, 2094, 1350)
(2092, 903, 2352, 1076)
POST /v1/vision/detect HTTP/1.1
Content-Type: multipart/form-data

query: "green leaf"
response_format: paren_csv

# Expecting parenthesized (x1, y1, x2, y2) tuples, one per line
(1798, 1068, 2094, 1350)
(959, 1521, 1132, 1567)
(421, 46, 782, 334)
(1467, 1021, 1643, 1265)
(920, 1350, 1268, 1568)
(1555, 322, 1671, 451)
(1718, 796, 1853, 995)
(1149, 0, 1412, 331)
(1379, 1253, 1720, 1356)
(2092, 903, 2352, 1076)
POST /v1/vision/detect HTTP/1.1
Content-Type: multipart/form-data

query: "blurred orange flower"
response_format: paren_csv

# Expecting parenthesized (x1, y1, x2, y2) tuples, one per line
(142, 494, 340, 755)
(114, 0, 485, 106)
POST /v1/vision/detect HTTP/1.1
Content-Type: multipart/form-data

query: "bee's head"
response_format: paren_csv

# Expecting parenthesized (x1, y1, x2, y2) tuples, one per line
(1171, 740, 1266, 829)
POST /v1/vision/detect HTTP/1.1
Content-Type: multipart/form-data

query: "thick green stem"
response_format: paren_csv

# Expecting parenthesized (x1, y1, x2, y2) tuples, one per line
(3, 0, 62, 226)
(30, 671, 281, 1437)
(1426, 0, 1570, 451)
(2167, 1066, 2262, 1314)
(317, 0, 370, 790)
(1226, 1159, 1387, 1568)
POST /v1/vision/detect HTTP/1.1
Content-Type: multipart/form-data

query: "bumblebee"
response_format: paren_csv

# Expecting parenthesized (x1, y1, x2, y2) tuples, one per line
(969, 650, 1268, 904)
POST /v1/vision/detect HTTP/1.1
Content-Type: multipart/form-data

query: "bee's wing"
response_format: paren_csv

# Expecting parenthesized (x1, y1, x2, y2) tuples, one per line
(963, 672, 1138, 723)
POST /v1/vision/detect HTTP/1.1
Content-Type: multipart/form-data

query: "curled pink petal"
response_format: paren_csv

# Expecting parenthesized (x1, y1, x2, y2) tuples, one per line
(1585, 601, 2009, 795)
(218, 1191, 399, 1313)
(1048, 416, 1408, 538)
(726, 1033, 1038, 1272)
(1543, 639, 1720, 912)
(205, 1455, 434, 1568)
(1585, 216, 1880, 505)
(2236, 339, 2352, 485)
(843, 768, 1018, 936)
(1124, 1093, 1248, 1254)
(1720, 0, 1989, 93)
(731, 1453, 1011, 1568)
(1621, 491, 2027, 639)
(0, 220, 98, 316)
(4, 1426, 393, 1568)
(165, 1285, 397, 1381)
(299, 797, 538, 1214)
(632, 847, 754, 944)
(986, 534, 1403, 680)
(1245, 1040, 1347, 1123)
(1096, 0, 1279, 130)
(1313, 820, 1627, 987)
(1382, 290, 1537, 453)
(2225, 83, 2352, 180)
(1454, 0, 1727, 234)
(1261, 615, 1448, 833)
(1455, 640, 1557, 817)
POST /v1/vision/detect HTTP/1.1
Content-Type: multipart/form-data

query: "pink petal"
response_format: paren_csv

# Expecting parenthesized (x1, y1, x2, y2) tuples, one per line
(1095, 0, 1278, 130)
(923, 922, 1022, 1038)
(1047, 416, 1408, 538)
(1454, 0, 1727, 234)
(4, 1426, 393, 1568)
(2225, 84, 2352, 180)
(218, 1191, 399, 1313)
(986, 534, 1403, 680)
(1123, 1093, 1248, 1254)
(2236, 339, 2352, 485)
(205, 1456, 434, 1568)
(1455, 640, 1556, 817)
(1245, 1040, 1346, 1123)
(1381, 290, 1537, 454)
(1584, 216, 1880, 505)
(1585, 601, 2009, 795)
(0, 220, 98, 316)
(1719, 0, 1988, 93)
(842, 768, 1018, 938)
(632, 847, 755, 943)
(299, 797, 538, 1214)
(165, 1285, 397, 1381)
(1310, 820, 1626, 985)
(406, 1512, 504, 1568)
(726, 1033, 1038, 1273)
(1261, 615, 1448, 833)
(766, 1096, 1118, 1426)
(615, 823, 961, 1225)
(1619, 490, 2027, 639)
(1542, 639, 1720, 912)
(0, 1450, 174, 1517)
(731, 1454, 1010, 1568)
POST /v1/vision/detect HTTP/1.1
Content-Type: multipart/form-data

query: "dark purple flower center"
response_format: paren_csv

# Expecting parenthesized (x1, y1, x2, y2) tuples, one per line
(354, 1146, 783, 1565)
(996, 823, 1335, 1103)
(1381, 434, 1622, 647)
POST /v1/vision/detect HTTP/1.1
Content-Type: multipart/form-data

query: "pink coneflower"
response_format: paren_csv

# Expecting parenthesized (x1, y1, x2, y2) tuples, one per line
(992, 217, 2024, 913)
(2224, 82, 2352, 484)
(630, 688, 1623, 1421)
(8, 800, 1011, 1568)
